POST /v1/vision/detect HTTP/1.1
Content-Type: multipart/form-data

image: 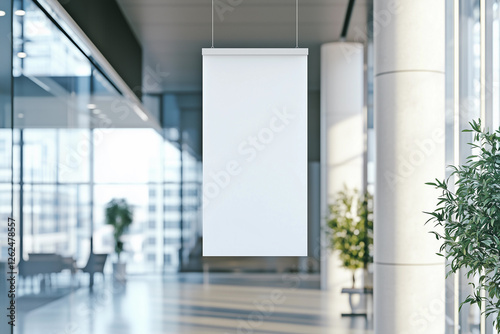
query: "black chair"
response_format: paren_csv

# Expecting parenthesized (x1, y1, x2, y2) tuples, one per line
(80, 253, 108, 286)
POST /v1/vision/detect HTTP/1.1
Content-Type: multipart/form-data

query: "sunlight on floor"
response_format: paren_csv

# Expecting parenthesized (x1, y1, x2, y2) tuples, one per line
(16, 274, 373, 334)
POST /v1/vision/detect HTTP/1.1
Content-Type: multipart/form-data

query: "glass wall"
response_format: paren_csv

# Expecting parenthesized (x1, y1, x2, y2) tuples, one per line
(12, 0, 94, 270)
(0, 0, 203, 290)
(490, 0, 500, 131)
(458, 0, 482, 332)
(0, 0, 13, 265)
(180, 145, 202, 268)
(446, 0, 500, 332)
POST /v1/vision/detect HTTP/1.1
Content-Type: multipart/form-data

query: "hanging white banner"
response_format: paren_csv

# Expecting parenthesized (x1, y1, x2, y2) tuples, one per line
(202, 48, 308, 256)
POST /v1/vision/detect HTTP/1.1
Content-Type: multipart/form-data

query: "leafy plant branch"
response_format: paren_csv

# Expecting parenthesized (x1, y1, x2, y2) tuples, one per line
(326, 187, 373, 288)
(106, 198, 133, 262)
(426, 120, 500, 329)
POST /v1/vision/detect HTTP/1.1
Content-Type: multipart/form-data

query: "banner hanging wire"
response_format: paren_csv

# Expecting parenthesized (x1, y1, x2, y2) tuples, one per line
(211, 0, 214, 48)
(296, 0, 299, 47)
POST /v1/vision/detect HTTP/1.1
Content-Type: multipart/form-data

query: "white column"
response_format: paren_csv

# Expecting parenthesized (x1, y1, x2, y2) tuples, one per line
(320, 42, 364, 296)
(374, 1, 446, 333)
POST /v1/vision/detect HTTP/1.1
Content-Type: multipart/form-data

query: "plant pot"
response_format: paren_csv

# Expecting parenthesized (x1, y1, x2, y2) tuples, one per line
(363, 267, 373, 289)
(113, 262, 127, 282)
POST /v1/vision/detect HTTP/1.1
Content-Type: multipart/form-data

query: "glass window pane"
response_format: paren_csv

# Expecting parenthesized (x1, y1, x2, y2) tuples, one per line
(493, 0, 500, 129)
(93, 184, 157, 273)
(94, 129, 163, 184)
(58, 129, 91, 183)
(13, 0, 92, 130)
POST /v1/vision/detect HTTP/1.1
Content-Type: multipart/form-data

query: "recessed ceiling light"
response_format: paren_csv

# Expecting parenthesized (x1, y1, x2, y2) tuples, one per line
(92, 109, 101, 114)
(14, 10, 25, 16)
(0, 11, 6, 17)
(18, 113, 24, 118)
(17, 52, 27, 58)
(87, 103, 96, 110)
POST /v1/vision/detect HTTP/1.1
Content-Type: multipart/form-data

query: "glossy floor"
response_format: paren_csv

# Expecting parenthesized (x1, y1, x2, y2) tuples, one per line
(16, 273, 373, 334)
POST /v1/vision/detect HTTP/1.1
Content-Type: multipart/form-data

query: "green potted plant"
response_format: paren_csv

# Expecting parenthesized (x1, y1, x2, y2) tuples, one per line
(326, 187, 373, 288)
(106, 198, 133, 281)
(426, 120, 500, 330)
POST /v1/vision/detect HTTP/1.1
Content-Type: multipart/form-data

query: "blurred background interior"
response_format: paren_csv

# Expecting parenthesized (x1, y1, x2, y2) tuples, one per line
(0, 0, 499, 333)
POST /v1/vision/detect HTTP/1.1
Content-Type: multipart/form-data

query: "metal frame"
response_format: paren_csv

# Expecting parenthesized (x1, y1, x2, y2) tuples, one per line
(453, 1, 460, 333)
(341, 0, 356, 39)
(453, 0, 497, 332)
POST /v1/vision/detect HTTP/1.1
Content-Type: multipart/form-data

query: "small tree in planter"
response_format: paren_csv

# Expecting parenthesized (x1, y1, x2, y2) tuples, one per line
(106, 198, 133, 281)
(327, 187, 373, 288)
(426, 120, 500, 329)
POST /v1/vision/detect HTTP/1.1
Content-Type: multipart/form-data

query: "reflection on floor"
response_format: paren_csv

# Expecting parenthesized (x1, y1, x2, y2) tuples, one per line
(17, 288, 73, 313)
(16, 273, 373, 334)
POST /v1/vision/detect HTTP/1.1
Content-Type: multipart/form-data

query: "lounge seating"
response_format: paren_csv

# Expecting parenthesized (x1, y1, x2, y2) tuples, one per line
(202, 256, 300, 274)
(18, 253, 77, 290)
(19, 253, 72, 278)
(80, 253, 108, 285)
(201, 257, 303, 285)
(19, 253, 108, 288)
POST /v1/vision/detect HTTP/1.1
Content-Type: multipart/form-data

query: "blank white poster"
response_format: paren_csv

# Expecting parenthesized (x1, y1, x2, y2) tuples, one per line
(202, 48, 308, 256)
